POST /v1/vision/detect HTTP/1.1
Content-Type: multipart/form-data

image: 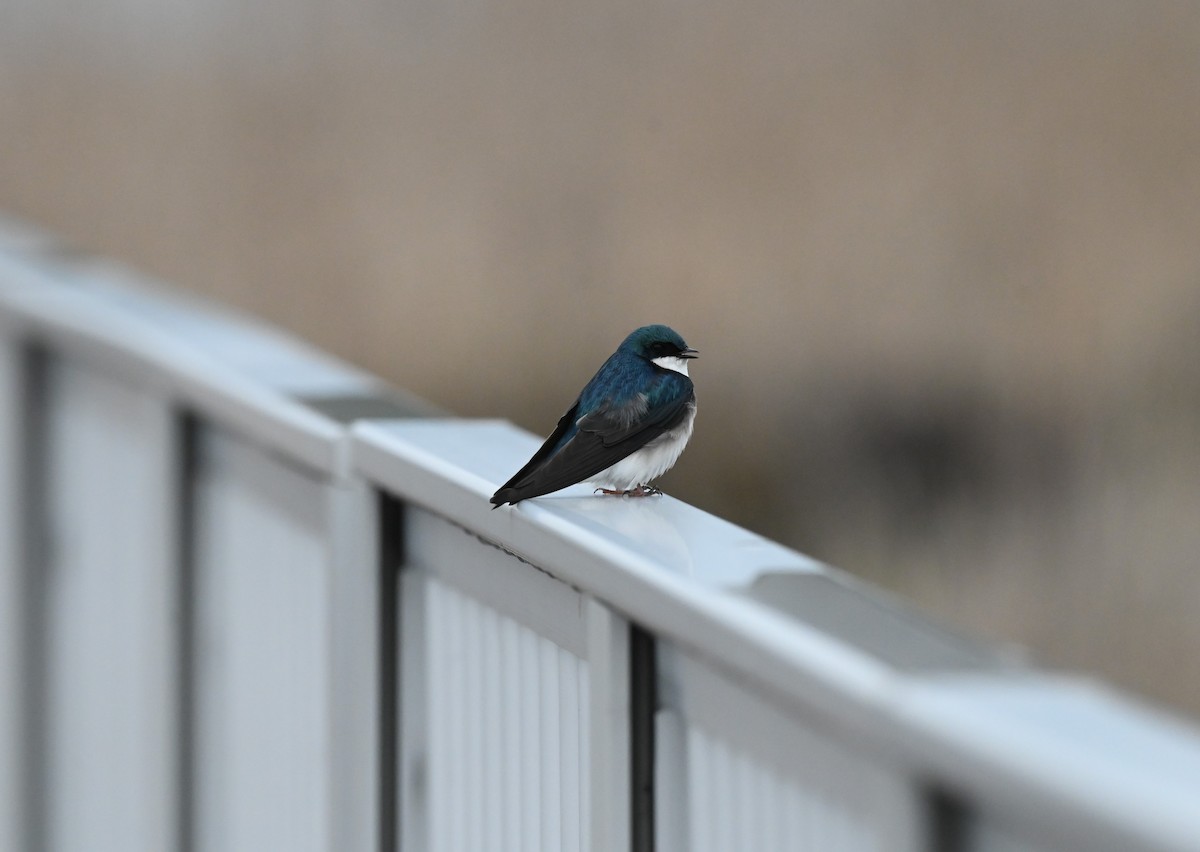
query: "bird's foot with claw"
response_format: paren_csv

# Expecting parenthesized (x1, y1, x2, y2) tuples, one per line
(594, 485, 663, 497)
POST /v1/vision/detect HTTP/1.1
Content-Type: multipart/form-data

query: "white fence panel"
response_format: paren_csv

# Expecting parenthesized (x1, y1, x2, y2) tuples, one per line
(398, 505, 627, 852)
(971, 820, 1046, 852)
(0, 235, 397, 852)
(655, 645, 922, 852)
(192, 427, 333, 852)
(41, 358, 178, 852)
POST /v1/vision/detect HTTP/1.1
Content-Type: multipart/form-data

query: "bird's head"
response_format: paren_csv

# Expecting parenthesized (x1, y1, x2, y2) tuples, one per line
(621, 324, 699, 375)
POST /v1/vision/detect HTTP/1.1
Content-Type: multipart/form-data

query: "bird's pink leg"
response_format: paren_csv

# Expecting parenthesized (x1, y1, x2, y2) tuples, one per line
(594, 484, 664, 497)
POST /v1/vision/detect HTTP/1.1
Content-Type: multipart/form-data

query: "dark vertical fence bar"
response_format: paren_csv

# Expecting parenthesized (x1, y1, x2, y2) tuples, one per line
(377, 493, 404, 852)
(17, 345, 52, 852)
(175, 412, 201, 852)
(630, 625, 658, 852)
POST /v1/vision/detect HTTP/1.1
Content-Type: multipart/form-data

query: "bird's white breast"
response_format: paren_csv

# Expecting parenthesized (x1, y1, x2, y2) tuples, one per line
(590, 400, 697, 491)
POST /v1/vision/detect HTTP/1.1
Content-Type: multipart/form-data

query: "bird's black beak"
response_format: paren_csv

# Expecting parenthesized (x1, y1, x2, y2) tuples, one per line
(681, 347, 699, 359)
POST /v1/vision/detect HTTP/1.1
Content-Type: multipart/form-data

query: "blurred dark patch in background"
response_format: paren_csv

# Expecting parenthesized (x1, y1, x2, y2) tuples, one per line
(783, 380, 1073, 553)
(3, 0, 1200, 713)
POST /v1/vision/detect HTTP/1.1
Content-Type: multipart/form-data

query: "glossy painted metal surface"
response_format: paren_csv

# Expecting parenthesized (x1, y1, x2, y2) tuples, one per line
(399, 506, 629, 852)
(191, 427, 333, 852)
(40, 360, 178, 852)
(0, 228, 413, 852)
(355, 416, 1200, 852)
(5, 215, 1200, 852)
(656, 645, 921, 852)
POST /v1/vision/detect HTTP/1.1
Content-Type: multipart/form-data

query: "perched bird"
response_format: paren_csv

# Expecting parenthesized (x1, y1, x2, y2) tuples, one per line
(491, 324, 698, 506)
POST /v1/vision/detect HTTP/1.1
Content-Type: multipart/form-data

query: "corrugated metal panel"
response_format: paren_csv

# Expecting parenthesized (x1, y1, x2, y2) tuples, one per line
(400, 506, 594, 852)
(680, 721, 883, 852)
(656, 647, 922, 852)
(422, 574, 590, 852)
(41, 360, 177, 852)
(192, 428, 331, 852)
(972, 823, 1047, 852)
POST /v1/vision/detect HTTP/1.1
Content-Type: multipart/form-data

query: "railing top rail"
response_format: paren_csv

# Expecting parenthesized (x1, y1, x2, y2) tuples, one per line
(0, 236, 430, 474)
(352, 413, 1200, 852)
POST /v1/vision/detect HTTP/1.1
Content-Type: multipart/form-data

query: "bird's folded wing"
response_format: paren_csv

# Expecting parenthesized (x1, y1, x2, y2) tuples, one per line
(499, 384, 693, 500)
(494, 402, 581, 494)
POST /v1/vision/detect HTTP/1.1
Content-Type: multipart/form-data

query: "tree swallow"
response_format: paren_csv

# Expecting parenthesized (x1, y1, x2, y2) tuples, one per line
(491, 324, 698, 506)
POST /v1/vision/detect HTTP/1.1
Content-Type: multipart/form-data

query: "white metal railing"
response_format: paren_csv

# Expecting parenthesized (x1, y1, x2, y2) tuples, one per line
(3, 214, 1200, 852)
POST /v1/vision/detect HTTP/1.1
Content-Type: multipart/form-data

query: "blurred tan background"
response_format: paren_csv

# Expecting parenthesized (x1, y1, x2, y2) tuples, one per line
(3, 1, 1199, 714)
